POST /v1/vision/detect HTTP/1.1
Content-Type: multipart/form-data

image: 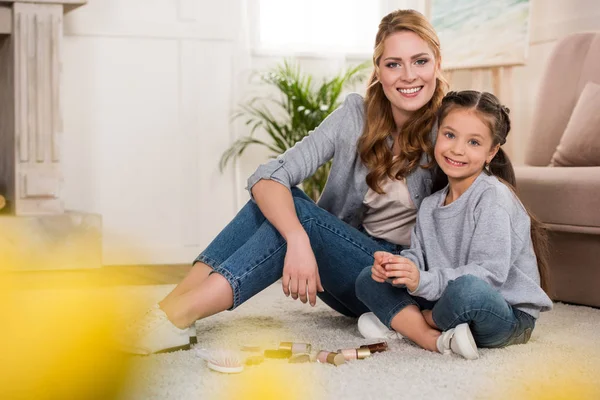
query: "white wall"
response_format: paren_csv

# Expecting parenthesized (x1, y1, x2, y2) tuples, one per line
(60, 0, 600, 265)
(61, 0, 241, 265)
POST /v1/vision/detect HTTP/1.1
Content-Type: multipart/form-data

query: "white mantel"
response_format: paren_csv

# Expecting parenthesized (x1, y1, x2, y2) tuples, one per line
(0, 0, 85, 215)
(0, 0, 100, 271)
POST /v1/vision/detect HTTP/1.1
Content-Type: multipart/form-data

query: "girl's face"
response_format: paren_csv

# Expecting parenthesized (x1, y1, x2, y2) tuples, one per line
(378, 31, 438, 128)
(435, 108, 499, 187)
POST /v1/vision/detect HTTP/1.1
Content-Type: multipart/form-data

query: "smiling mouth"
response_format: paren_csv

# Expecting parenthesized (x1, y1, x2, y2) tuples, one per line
(397, 86, 423, 95)
(445, 156, 467, 167)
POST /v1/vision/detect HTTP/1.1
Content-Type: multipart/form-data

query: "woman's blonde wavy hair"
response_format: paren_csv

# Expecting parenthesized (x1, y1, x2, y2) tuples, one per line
(358, 9, 448, 193)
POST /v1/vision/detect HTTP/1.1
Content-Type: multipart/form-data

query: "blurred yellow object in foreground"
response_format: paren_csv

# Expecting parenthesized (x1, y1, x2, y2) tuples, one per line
(223, 362, 318, 400)
(0, 273, 131, 400)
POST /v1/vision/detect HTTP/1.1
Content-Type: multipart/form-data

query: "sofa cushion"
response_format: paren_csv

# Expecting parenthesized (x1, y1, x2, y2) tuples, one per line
(551, 82, 600, 166)
(514, 166, 600, 230)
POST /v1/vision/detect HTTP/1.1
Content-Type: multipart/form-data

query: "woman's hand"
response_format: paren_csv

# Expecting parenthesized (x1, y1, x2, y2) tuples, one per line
(282, 232, 324, 306)
(383, 256, 420, 292)
(371, 251, 395, 282)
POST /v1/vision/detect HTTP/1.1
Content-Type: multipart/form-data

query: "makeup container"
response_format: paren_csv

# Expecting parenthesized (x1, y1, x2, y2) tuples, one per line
(359, 341, 388, 353)
(245, 355, 264, 366)
(288, 354, 311, 364)
(338, 347, 371, 361)
(316, 351, 345, 366)
(279, 342, 312, 354)
(241, 344, 262, 352)
(264, 349, 292, 359)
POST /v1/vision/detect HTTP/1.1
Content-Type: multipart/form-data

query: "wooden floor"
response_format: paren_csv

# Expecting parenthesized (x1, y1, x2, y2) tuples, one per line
(6, 264, 193, 290)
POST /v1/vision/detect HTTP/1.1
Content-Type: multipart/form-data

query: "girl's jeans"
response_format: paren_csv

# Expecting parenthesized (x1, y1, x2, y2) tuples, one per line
(194, 187, 402, 317)
(356, 271, 536, 348)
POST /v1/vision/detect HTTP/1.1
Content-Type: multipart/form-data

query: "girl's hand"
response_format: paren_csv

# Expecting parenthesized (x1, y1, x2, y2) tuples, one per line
(383, 256, 420, 292)
(371, 251, 394, 283)
(282, 233, 324, 306)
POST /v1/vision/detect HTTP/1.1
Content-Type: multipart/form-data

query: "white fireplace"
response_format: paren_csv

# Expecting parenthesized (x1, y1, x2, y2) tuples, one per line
(0, 0, 101, 270)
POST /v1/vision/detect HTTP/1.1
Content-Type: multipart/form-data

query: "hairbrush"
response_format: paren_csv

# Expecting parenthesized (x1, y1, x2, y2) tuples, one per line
(195, 348, 244, 374)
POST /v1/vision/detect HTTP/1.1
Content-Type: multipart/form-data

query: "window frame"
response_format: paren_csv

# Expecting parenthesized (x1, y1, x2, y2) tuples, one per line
(247, 0, 427, 59)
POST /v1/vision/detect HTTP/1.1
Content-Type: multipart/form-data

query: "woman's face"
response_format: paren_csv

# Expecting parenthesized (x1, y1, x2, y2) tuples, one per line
(378, 30, 438, 128)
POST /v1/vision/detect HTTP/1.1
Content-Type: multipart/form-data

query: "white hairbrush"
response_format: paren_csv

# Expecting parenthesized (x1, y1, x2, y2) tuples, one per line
(195, 348, 244, 374)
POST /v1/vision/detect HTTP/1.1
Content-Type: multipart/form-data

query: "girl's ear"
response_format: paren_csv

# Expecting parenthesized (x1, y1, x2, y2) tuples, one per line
(487, 144, 500, 164)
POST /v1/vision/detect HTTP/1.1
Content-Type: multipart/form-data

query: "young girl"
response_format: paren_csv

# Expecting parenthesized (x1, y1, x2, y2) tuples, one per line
(355, 90, 553, 360)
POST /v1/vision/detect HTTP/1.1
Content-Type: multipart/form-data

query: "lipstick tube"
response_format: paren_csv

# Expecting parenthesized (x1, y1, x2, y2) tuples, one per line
(359, 341, 388, 353)
(338, 347, 372, 361)
(316, 351, 345, 366)
(288, 354, 311, 364)
(279, 342, 312, 354)
(264, 349, 292, 359)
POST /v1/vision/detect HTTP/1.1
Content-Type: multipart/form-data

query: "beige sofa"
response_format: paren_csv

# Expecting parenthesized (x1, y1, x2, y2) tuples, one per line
(514, 32, 600, 308)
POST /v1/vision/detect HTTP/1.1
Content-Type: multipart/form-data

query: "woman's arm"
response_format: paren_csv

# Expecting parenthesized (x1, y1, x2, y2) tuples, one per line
(244, 95, 363, 305)
(246, 94, 363, 197)
(251, 179, 324, 306)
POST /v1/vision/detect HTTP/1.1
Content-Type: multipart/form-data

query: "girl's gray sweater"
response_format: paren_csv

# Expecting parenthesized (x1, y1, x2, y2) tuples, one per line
(403, 173, 553, 318)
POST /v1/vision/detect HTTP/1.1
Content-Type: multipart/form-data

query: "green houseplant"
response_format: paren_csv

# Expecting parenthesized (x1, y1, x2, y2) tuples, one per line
(220, 60, 370, 201)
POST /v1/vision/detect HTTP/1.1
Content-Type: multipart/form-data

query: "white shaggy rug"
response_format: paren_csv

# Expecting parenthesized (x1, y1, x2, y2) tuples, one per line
(114, 284, 600, 400)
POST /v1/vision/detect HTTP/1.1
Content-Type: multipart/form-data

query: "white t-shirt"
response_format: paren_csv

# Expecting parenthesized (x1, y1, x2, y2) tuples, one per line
(362, 176, 417, 246)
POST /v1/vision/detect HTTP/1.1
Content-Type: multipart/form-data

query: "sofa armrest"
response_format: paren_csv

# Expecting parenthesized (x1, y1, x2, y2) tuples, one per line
(513, 166, 600, 229)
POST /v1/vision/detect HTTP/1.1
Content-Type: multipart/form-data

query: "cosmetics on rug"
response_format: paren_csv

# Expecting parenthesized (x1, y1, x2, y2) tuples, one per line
(264, 349, 293, 359)
(279, 342, 312, 354)
(241, 344, 262, 352)
(359, 341, 388, 353)
(288, 354, 311, 364)
(245, 355, 265, 366)
(316, 351, 345, 366)
(338, 347, 371, 361)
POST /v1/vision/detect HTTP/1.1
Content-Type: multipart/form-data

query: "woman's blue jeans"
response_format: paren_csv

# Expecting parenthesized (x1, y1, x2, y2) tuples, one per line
(355, 271, 536, 348)
(194, 187, 402, 317)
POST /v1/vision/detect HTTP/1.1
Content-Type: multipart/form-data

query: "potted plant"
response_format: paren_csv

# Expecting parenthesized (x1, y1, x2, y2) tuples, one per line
(220, 60, 370, 201)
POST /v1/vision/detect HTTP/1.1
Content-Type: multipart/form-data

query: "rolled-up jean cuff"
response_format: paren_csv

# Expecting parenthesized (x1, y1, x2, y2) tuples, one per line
(193, 254, 219, 269)
(384, 299, 419, 328)
(193, 254, 240, 311)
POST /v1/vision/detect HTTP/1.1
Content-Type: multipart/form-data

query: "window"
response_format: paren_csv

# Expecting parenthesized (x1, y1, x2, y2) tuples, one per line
(255, 0, 384, 55)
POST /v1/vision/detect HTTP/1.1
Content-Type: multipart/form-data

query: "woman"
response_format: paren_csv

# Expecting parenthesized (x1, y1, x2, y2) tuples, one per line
(120, 9, 448, 355)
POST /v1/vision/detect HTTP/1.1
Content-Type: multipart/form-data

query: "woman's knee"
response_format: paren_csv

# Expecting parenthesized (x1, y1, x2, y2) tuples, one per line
(292, 192, 334, 231)
(292, 193, 318, 219)
(291, 187, 314, 202)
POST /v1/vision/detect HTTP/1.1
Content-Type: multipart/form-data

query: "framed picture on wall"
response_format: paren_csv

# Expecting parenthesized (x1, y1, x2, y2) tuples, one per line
(428, 0, 532, 70)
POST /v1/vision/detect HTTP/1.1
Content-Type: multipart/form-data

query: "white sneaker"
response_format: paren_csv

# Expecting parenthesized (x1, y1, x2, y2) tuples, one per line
(117, 304, 196, 355)
(358, 312, 402, 340)
(436, 323, 479, 360)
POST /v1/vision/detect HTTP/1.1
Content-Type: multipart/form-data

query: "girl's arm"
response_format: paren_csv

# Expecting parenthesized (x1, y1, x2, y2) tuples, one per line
(409, 197, 517, 301)
(398, 223, 428, 273)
